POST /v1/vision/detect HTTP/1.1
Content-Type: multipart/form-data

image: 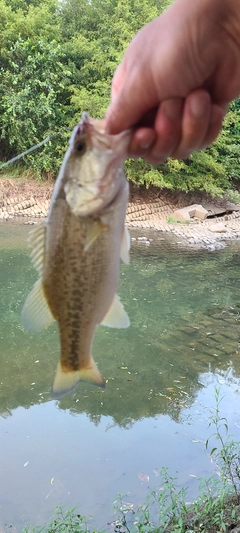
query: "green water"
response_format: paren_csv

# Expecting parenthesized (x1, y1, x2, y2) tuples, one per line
(0, 223, 240, 530)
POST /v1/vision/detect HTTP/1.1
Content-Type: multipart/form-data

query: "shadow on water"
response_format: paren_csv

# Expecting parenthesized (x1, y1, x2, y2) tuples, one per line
(0, 222, 240, 529)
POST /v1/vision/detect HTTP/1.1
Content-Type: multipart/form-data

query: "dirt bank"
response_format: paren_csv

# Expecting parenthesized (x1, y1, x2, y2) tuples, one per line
(1, 178, 240, 250)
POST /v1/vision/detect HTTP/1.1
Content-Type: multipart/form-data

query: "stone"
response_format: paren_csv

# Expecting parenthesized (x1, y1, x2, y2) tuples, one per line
(209, 223, 227, 233)
(173, 204, 208, 223)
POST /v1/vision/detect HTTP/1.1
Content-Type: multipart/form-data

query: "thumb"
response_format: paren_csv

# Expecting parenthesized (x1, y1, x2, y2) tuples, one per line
(106, 63, 157, 134)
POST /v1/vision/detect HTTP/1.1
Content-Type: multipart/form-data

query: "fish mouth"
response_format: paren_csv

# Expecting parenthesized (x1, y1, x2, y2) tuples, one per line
(64, 113, 131, 217)
(74, 113, 131, 155)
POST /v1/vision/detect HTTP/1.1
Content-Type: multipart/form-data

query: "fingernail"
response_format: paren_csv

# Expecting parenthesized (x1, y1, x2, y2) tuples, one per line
(189, 93, 209, 119)
(133, 128, 156, 151)
(139, 139, 153, 150)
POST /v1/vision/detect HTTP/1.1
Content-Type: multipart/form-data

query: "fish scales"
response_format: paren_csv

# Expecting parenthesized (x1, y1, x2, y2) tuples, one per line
(21, 113, 131, 399)
(44, 190, 127, 373)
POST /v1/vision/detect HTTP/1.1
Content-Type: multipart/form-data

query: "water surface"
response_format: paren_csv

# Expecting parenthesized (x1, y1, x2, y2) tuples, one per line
(0, 223, 240, 530)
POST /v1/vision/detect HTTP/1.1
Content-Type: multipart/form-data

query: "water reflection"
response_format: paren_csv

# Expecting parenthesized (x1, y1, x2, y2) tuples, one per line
(0, 225, 240, 424)
(0, 223, 240, 529)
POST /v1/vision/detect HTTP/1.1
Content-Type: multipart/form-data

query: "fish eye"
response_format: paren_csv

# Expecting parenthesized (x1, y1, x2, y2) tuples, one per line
(75, 141, 86, 154)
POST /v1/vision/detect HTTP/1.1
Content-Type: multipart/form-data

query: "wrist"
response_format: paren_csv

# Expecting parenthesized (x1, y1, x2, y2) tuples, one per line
(221, 0, 240, 43)
(174, 0, 240, 36)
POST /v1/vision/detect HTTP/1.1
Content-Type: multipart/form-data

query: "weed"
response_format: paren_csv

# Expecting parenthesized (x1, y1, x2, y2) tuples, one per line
(111, 469, 188, 533)
(166, 216, 180, 224)
(22, 506, 95, 533)
(224, 189, 240, 204)
(206, 388, 240, 503)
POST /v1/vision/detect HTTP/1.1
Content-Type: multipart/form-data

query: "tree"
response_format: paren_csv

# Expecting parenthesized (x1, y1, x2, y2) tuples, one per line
(0, 0, 240, 196)
(0, 38, 72, 177)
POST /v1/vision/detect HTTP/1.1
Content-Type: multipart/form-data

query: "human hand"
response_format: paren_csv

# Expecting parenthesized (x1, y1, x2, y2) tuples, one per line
(106, 0, 240, 164)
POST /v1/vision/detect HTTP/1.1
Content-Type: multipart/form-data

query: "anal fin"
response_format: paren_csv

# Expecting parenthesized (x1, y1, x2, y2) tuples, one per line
(101, 294, 130, 328)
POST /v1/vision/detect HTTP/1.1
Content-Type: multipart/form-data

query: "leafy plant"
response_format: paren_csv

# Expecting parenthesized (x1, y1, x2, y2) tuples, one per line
(206, 388, 240, 503)
(112, 469, 188, 533)
(166, 216, 180, 224)
(0, 37, 72, 178)
(22, 506, 93, 533)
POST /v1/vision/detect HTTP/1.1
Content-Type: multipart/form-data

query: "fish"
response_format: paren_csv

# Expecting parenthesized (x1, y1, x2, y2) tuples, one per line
(21, 113, 131, 399)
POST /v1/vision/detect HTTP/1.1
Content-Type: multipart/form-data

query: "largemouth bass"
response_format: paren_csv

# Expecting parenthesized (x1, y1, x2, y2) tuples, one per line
(21, 113, 131, 399)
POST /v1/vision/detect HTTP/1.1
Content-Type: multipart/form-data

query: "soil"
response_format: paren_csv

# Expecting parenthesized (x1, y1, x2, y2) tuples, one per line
(0, 176, 53, 202)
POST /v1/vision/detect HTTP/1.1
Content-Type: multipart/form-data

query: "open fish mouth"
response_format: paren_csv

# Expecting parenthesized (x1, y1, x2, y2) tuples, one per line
(73, 113, 131, 155)
(63, 113, 132, 218)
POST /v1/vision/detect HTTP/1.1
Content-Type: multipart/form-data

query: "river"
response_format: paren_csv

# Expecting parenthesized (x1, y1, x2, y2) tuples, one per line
(0, 222, 240, 530)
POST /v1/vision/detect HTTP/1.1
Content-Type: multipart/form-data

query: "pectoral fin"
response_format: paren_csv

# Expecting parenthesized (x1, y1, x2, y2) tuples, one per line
(51, 356, 105, 399)
(101, 294, 130, 328)
(120, 226, 130, 264)
(84, 220, 106, 252)
(21, 278, 55, 333)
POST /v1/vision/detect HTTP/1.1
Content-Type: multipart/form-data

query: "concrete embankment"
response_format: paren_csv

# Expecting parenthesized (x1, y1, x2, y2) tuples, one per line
(1, 180, 240, 249)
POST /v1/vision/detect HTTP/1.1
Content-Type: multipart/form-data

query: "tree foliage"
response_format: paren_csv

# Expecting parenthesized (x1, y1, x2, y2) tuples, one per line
(0, 0, 240, 195)
(0, 38, 71, 176)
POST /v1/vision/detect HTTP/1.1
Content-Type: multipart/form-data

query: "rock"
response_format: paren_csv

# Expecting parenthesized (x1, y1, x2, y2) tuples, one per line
(209, 223, 227, 233)
(173, 204, 208, 223)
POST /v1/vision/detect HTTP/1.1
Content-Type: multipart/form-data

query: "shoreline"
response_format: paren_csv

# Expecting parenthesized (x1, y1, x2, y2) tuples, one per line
(1, 178, 240, 250)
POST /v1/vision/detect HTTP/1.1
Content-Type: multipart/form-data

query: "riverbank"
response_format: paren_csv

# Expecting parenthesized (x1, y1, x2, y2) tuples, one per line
(1, 178, 240, 250)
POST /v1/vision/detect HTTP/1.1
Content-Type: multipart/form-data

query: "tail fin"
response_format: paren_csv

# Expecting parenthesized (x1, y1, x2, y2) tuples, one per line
(51, 356, 105, 399)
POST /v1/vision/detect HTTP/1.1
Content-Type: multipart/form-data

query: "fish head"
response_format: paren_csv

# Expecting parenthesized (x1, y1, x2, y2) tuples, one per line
(63, 113, 131, 217)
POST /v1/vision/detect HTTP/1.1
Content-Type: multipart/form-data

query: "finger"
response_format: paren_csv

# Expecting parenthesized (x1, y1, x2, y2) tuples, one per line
(135, 98, 184, 165)
(106, 58, 157, 134)
(142, 100, 225, 165)
(126, 108, 158, 157)
(201, 103, 227, 149)
(148, 98, 184, 162)
(128, 127, 156, 157)
(110, 64, 126, 100)
(106, 81, 154, 135)
(171, 90, 211, 159)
